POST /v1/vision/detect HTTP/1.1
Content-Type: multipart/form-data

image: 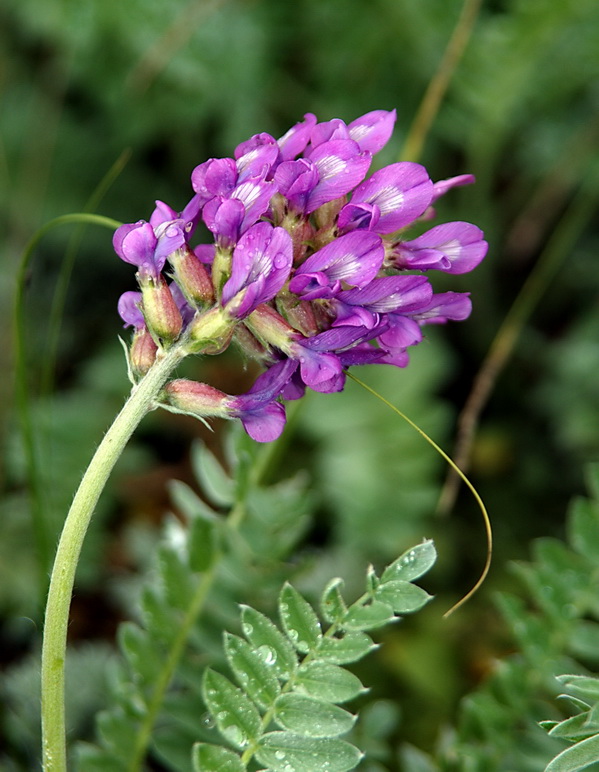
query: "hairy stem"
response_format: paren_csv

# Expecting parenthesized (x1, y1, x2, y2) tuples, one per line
(41, 343, 185, 772)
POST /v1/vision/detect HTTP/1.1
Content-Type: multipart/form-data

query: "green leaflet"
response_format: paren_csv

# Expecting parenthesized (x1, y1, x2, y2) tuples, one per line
(279, 583, 323, 653)
(545, 734, 599, 772)
(373, 580, 432, 614)
(341, 601, 396, 631)
(224, 632, 281, 709)
(274, 694, 356, 737)
(192, 743, 245, 772)
(255, 732, 363, 772)
(202, 669, 262, 749)
(317, 632, 377, 665)
(295, 661, 366, 704)
(381, 539, 437, 583)
(240, 605, 298, 679)
(320, 578, 348, 624)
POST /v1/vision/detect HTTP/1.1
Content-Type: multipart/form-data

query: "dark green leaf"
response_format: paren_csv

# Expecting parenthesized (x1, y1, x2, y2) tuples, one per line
(224, 632, 280, 708)
(381, 540, 437, 583)
(274, 694, 356, 737)
(192, 743, 245, 772)
(240, 605, 297, 679)
(279, 583, 322, 653)
(256, 731, 363, 772)
(295, 662, 366, 703)
(202, 669, 261, 749)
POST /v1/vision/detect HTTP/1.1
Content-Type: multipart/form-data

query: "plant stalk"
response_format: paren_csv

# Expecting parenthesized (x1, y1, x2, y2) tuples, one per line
(41, 343, 185, 771)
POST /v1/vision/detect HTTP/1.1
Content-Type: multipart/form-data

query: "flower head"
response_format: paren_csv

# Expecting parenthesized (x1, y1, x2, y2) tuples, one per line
(115, 108, 488, 440)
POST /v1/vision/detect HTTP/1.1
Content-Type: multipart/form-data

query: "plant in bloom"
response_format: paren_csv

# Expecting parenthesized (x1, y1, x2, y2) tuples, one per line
(114, 109, 488, 442)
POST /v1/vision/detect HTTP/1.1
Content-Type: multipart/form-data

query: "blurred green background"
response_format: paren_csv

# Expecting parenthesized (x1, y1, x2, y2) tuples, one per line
(2, 0, 599, 768)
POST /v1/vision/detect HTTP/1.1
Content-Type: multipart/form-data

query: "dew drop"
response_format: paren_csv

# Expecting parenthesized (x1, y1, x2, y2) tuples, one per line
(201, 712, 216, 728)
(275, 750, 286, 760)
(242, 622, 254, 637)
(257, 644, 277, 665)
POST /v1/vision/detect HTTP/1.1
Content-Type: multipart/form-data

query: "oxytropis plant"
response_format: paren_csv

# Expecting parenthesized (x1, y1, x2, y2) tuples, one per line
(40, 109, 488, 771)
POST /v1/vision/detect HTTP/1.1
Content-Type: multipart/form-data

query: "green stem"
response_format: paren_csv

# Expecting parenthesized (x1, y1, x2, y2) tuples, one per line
(41, 343, 185, 772)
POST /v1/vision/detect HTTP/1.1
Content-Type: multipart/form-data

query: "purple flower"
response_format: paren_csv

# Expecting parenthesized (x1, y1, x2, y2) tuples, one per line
(113, 219, 187, 281)
(288, 231, 385, 300)
(392, 222, 488, 274)
(274, 159, 320, 213)
(287, 325, 382, 393)
(118, 291, 144, 328)
(222, 222, 293, 318)
(333, 274, 433, 328)
(203, 177, 277, 245)
(227, 358, 297, 442)
(338, 162, 433, 234)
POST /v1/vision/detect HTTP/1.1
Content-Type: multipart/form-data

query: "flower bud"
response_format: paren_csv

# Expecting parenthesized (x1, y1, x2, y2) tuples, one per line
(164, 379, 229, 417)
(129, 327, 158, 377)
(187, 306, 235, 355)
(139, 275, 183, 343)
(168, 246, 215, 308)
(276, 295, 319, 337)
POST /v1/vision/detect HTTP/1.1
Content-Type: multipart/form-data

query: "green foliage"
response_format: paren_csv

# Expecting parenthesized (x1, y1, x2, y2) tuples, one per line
(195, 542, 436, 772)
(399, 464, 599, 772)
(74, 432, 313, 771)
(73, 431, 436, 771)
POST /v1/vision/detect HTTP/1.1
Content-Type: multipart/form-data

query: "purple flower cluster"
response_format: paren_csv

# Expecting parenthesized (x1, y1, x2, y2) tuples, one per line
(115, 110, 487, 442)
